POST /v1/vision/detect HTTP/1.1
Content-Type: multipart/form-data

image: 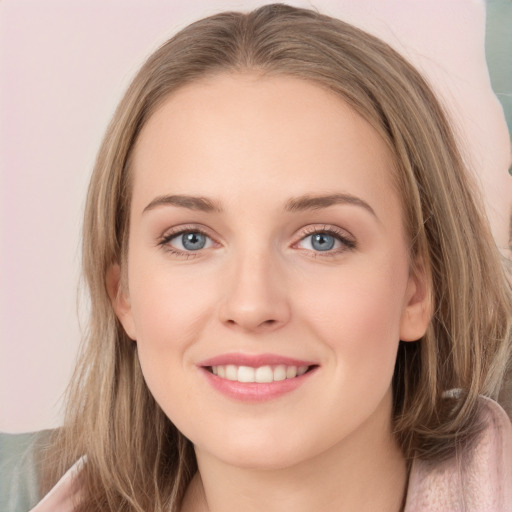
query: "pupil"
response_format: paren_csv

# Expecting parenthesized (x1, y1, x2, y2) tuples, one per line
(312, 233, 334, 251)
(182, 232, 206, 250)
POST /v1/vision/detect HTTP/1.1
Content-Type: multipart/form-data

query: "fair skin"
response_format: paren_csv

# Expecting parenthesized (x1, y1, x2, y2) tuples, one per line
(109, 73, 431, 512)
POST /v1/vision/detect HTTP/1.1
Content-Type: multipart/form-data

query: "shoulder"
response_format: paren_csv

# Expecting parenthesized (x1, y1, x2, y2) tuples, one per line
(28, 457, 85, 512)
(0, 430, 83, 512)
(405, 396, 512, 511)
(0, 430, 52, 512)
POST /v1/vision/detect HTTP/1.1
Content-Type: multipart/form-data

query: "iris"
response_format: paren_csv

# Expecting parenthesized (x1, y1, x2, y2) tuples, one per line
(182, 232, 207, 250)
(311, 233, 335, 251)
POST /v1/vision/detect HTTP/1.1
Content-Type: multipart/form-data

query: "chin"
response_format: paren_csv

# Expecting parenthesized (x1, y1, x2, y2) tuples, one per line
(216, 446, 308, 471)
(194, 427, 327, 472)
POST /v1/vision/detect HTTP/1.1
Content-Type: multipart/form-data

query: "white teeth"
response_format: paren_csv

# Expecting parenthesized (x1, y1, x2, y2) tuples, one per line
(286, 366, 298, 379)
(238, 366, 255, 383)
(225, 365, 237, 381)
(255, 366, 273, 383)
(273, 365, 287, 381)
(297, 366, 308, 376)
(211, 364, 310, 383)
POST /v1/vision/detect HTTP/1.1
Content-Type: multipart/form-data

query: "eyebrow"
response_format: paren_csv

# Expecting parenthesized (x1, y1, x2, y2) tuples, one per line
(284, 193, 377, 218)
(142, 192, 377, 219)
(143, 194, 223, 213)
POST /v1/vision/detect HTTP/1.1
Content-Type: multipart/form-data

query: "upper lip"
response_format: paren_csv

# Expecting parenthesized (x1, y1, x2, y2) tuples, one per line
(198, 353, 317, 368)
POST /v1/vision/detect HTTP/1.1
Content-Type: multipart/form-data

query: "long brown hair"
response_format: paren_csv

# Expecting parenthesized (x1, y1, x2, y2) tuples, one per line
(43, 4, 512, 511)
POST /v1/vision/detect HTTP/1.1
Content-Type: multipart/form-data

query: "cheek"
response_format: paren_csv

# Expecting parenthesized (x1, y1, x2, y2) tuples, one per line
(128, 260, 216, 345)
(300, 257, 408, 376)
(125, 261, 221, 399)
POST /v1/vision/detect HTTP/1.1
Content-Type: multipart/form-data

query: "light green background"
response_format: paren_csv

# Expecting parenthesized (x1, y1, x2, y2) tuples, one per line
(486, 0, 512, 154)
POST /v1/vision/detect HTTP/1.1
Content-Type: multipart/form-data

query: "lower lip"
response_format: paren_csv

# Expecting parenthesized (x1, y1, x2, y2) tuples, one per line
(201, 367, 316, 402)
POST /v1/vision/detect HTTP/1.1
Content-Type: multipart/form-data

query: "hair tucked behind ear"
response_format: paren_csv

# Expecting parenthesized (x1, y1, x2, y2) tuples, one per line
(41, 4, 512, 511)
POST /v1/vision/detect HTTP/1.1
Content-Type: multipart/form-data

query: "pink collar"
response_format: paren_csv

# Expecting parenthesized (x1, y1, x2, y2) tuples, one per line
(405, 396, 512, 511)
(31, 397, 512, 512)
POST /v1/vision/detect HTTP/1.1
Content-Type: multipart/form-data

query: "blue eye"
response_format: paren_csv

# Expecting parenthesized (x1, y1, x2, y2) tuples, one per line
(181, 232, 207, 250)
(161, 230, 213, 253)
(310, 233, 336, 251)
(297, 228, 355, 254)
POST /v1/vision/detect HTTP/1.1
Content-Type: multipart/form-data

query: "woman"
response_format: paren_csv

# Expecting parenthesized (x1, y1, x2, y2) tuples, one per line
(27, 4, 512, 511)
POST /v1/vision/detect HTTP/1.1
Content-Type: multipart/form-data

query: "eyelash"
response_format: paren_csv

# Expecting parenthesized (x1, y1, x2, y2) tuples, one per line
(295, 225, 357, 257)
(157, 224, 356, 258)
(157, 225, 213, 259)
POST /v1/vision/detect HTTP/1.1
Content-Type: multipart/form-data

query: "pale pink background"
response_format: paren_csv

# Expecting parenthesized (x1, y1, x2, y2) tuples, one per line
(1, 0, 510, 432)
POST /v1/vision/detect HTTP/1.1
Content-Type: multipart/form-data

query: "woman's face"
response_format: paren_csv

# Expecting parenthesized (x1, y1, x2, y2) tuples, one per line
(111, 73, 430, 470)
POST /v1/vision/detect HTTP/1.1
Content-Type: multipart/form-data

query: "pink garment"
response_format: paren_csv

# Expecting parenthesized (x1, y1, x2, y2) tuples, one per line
(29, 457, 84, 512)
(31, 397, 512, 512)
(404, 396, 512, 511)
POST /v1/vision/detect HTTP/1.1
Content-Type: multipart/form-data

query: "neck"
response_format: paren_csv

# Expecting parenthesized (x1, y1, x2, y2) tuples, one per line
(181, 394, 408, 512)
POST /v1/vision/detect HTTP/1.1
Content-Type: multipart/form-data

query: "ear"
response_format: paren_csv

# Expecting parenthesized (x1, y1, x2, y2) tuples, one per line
(106, 264, 137, 340)
(399, 260, 432, 342)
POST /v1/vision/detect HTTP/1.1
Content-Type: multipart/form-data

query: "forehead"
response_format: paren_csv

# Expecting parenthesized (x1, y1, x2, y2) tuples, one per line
(130, 73, 399, 219)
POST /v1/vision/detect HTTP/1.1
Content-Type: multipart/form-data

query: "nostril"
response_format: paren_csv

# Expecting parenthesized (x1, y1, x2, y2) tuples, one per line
(258, 319, 279, 329)
(225, 318, 277, 326)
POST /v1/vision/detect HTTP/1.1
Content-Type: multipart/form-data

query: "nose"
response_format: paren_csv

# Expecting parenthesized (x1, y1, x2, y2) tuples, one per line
(218, 248, 291, 333)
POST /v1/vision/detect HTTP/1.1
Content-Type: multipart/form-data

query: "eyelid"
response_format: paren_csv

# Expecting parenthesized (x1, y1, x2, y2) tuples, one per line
(157, 224, 219, 257)
(293, 224, 357, 253)
(156, 223, 356, 258)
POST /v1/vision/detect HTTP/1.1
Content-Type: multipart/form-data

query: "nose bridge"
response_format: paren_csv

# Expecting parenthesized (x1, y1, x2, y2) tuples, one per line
(219, 240, 290, 332)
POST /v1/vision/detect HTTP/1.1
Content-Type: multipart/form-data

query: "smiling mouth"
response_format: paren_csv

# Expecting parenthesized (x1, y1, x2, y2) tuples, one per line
(207, 364, 316, 383)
